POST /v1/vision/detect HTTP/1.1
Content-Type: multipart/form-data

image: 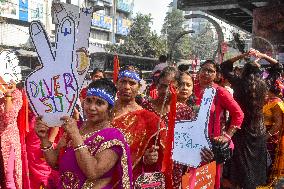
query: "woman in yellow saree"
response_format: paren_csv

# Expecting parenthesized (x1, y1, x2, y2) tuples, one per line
(258, 63, 284, 188)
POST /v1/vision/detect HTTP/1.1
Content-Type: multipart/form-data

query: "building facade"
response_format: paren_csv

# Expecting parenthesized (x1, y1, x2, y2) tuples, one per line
(0, 0, 133, 76)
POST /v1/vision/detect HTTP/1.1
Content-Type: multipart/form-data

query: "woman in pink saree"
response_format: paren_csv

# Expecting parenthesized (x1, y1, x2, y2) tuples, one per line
(0, 81, 23, 189)
(34, 78, 133, 189)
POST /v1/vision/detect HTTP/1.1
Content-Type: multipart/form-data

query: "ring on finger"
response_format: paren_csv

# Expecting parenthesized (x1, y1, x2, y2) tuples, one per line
(64, 119, 69, 125)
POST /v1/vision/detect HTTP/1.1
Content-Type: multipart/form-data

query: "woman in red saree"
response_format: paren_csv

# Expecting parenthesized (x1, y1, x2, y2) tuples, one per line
(112, 67, 166, 183)
(195, 60, 244, 189)
(142, 67, 195, 188)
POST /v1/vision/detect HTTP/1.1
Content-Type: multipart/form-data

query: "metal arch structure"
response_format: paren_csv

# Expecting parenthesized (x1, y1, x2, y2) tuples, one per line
(168, 30, 194, 61)
(184, 14, 224, 61)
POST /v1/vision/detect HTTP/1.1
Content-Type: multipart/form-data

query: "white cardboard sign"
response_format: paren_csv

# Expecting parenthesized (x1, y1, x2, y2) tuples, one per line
(0, 50, 22, 84)
(26, 17, 78, 127)
(173, 87, 216, 168)
(25, 5, 93, 126)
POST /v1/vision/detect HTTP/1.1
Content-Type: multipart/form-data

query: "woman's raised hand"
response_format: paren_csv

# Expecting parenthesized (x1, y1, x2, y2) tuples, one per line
(200, 147, 214, 163)
(60, 116, 80, 139)
(5, 80, 16, 95)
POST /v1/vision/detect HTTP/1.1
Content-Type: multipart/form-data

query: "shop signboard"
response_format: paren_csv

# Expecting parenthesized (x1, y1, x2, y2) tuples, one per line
(92, 13, 112, 31)
(117, 0, 133, 13)
(117, 17, 131, 35)
(29, 0, 44, 22)
(0, 0, 19, 20)
(19, 0, 28, 21)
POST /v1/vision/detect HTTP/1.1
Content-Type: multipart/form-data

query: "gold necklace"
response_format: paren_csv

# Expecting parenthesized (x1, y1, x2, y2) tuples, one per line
(79, 122, 99, 141)
(79, 121, 110, 140)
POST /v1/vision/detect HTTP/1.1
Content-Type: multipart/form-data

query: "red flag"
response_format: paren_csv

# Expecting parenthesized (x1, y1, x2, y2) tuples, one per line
(113, 55, 120, 84)
(194, 57, 198, 72)
(17, 89, 31, 189)
(162, 83, 177, 188)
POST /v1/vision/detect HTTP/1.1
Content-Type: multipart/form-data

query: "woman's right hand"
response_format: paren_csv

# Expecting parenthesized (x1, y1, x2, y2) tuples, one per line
(200, 147, 214, 163)
(143, 145, 159, 165)
(5, 80, 16, 96)
(34, 116, 49, 140)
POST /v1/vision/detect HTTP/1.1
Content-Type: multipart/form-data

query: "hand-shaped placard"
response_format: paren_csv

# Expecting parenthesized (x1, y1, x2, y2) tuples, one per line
(26, 17, 78, 127)
(0, 50, 22, 83)
(173, 87, 216, 168)
(52, 3, 93, 90)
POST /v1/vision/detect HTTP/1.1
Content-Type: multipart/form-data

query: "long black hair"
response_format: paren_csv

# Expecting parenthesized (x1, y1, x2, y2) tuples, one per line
(158, 66, 178, 82)
(240, 62, 267, 120)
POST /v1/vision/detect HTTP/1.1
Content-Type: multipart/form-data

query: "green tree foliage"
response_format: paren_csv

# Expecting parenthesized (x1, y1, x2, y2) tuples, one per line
(105, 13, 167, 58)
(189, 23, 218, 60)
(161, 8, 190, 61)
(162, 9, 219, 61)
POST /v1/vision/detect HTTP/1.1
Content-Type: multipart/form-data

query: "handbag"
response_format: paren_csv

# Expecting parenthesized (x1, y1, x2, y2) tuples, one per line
(211, 140, 232, 164)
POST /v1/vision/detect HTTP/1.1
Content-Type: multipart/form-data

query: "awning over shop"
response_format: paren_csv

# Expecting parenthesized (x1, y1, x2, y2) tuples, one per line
(16, 49, 37, 57)
(88, 43, 106, 54)
(20, 66, 33, 71)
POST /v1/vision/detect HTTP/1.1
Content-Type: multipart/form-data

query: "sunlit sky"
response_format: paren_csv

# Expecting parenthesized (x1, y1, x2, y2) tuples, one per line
(133, 0, 172, 34)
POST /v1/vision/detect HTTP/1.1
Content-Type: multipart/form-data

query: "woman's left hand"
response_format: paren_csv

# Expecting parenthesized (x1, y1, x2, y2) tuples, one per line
(60, 116, 80, 139)
(213, 135, 230, 144)
(5, 80, 16, 96)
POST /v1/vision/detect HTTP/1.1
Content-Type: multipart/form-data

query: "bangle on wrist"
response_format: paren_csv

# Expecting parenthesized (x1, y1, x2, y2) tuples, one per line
(223, 132, 232, 141)
(4, 95, 12, 98)
(41, 143, 53, 152)
(74, 144, 87, 152)
(267, 131, 273, 137)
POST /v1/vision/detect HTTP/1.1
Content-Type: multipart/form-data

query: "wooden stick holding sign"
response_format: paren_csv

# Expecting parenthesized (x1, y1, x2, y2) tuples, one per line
(25, 16, 79, 127)
(173, 87, 216, 168)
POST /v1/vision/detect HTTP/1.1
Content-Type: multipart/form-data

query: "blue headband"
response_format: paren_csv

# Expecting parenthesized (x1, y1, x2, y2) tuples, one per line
(118, 70, 141, 82)
(86, 88, 115, 106)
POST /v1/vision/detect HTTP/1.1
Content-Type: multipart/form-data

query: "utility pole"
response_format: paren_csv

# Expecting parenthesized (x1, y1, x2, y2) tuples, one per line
(111, 0, 116, 44)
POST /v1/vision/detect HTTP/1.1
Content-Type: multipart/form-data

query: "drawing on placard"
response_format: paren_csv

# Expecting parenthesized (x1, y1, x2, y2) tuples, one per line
(0, 50, 22, 83)
(26, 16, 78, 127)
(173, 87, 216, 168)
(52, 3, 93, 90)
(25, 5, 93, 127)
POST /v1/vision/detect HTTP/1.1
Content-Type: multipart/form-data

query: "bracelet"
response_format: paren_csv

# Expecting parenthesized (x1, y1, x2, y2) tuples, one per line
(74, 144, 87, 152)
(41, 143, 53, 152)
(4, 93, 12, 97)
(267, 131, 273, 137)
(4, 95, 12, 98)
(223, 132, 232, 141)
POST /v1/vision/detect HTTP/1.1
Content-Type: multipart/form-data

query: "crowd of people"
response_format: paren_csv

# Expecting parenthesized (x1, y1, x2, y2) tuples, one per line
(0, 48, 283, 189)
